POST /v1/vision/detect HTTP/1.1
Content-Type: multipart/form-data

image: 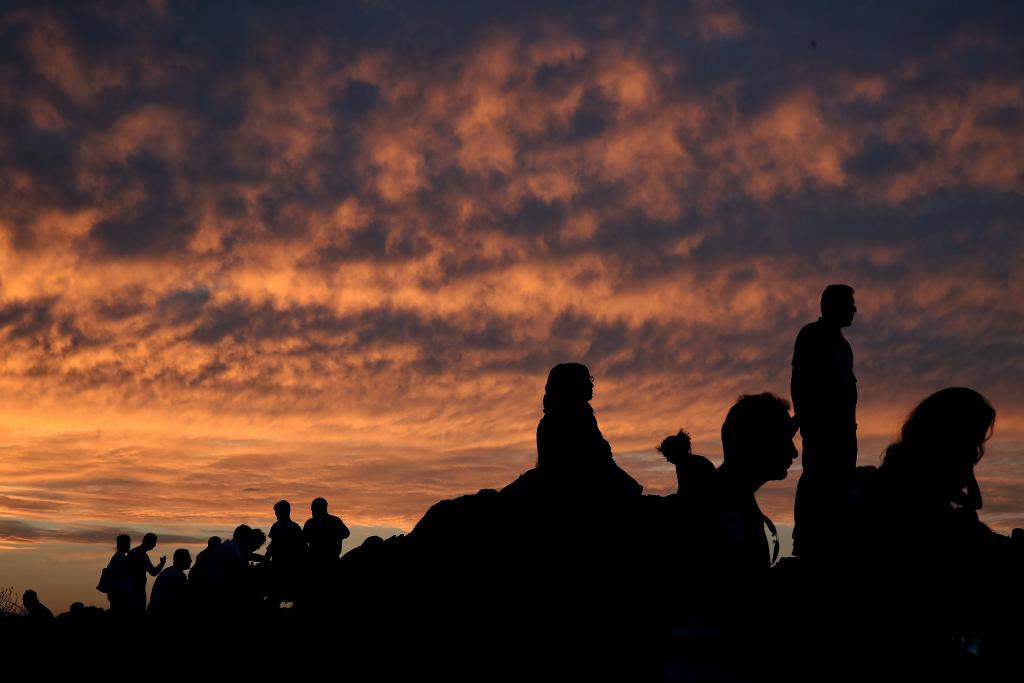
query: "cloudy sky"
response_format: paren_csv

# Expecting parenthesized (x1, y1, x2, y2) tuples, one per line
(1, 0, 1022, 609)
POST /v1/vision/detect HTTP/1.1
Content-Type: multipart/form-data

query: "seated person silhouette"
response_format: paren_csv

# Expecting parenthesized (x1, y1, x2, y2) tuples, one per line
(842, 387, 1020, 672)
(22, 589, 55, 624)
(658, 429, 715, 500)
(303, 497, 351, 564)
(148, 548, 192, 620)
(511, 362, 641, 499)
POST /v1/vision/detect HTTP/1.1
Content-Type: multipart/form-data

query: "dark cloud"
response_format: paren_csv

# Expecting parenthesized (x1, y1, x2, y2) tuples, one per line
(0, 297, 56, 338)
(0, 516, 207, 546)
(88, 154, 199, 255)
(0, 495, 65, 513)
(332, 79, 380, 119)
(158, 285, 211, 324)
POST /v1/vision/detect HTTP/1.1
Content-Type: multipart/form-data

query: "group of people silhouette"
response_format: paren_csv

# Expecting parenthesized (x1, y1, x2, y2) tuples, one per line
(8, 284, 1022, 680)
(106, 497, 350, 622)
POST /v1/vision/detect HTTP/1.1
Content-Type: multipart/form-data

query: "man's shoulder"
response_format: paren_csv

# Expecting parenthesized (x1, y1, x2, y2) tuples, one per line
(271, 520, 302, 535)
(796, 319, 825, 338)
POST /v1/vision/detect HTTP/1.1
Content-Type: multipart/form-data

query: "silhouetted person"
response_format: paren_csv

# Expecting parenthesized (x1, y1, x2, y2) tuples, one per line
(713, 393, 798, 576)
(55, 602, 88, 631)
(676, 394, 797, 680)
(533, 362, 641, 497)
(22, 589, 54, 625)
(835, 388, 1016, 676)
(127, 532, 166, 618)
(188, 536, 220, 608)
(246, 527, 268, 603)
(209, 525, 251, 609)
(658, 429, 714, 500)
(266, 500, 305, 603)
(103, 533, 133, 619)
(248, 528, 267, 562)
(149, 548, 192, 621)
(303, 497, 350, 563)
(791, 284, 857, 557)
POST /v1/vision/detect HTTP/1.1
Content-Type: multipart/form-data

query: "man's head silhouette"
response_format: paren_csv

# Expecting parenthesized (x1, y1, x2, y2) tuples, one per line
(116, 534, 130, 553)
(232, 525, 251, 545)
(172, 548, 192, 571)
(721, 393, 799, 487)
(23, 589, 40, 609)
(820, 284, 856, 328)
(311, 497, 329, 517)
(274, 499, 291, 522)
(142, 532, 158, 550)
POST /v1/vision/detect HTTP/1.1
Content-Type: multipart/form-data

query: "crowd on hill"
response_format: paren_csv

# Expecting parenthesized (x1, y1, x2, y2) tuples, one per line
(5, 285, 1022, 680)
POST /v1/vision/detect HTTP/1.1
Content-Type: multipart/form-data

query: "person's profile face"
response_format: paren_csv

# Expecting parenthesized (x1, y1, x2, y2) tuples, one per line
(764, 428, 799, 481)
(823, 292, 856, 327)
(829, 294, 856, 327)
(939, 440, 981, 501)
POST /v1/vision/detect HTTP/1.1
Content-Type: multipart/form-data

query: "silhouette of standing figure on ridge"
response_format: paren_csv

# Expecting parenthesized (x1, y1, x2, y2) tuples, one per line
(104, 534, 133, 620)
(303, 497, 350, 563)
(127, 532, 166, 618)
(266, 499, 305, 604)
(535, 362, 642, 497)
(791, 284, 857, 557)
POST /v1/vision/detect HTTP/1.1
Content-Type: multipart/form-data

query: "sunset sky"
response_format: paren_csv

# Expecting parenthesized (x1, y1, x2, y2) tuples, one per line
(1, 0, 1022, 610)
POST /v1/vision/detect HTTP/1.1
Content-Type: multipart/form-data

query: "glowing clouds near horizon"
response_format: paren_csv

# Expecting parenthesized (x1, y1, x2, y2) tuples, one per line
(0, 0, 1022, 547)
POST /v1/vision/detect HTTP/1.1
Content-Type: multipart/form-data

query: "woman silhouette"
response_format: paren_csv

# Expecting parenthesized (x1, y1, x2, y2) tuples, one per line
(534, 363, 641, 496)
(536, 363, 612, 471)
(843, 387, 1016, 674)
(877, 387, 994, 514)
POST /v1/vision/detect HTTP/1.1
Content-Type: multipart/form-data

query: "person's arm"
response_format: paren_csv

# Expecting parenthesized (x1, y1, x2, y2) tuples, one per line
(148, 554, 166, 576)
(792, 327, 830, 432)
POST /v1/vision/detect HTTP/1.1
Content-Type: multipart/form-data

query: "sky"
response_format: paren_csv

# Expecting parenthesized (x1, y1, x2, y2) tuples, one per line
(1, 0, 1022, 611)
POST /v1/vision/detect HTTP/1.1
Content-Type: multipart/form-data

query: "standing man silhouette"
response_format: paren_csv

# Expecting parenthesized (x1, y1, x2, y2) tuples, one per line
(303, 497, 350, 563)
(127, 532, 166, 618)
(791, 284, 858, 557)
